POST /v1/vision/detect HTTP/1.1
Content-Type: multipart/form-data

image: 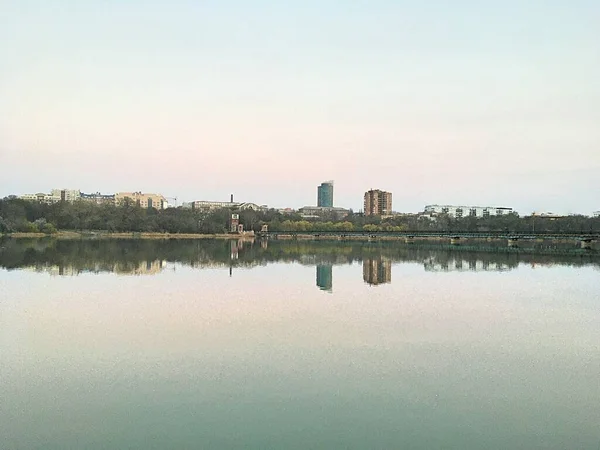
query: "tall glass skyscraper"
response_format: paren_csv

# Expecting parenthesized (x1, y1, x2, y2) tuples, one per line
(317, 181, 334, 207)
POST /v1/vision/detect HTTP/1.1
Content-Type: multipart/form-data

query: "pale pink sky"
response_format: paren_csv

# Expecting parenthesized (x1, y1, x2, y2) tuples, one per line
(1, 1, 599, 214)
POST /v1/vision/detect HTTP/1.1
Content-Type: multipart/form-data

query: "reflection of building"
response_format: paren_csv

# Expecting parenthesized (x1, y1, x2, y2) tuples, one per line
(114, 260, 167, 275)
(363, 258, 392, 286)
(29, 260, 167, 276)
(423, 205, 514, 218)
(317, 181, 334, 207)
(115, 192, 168, 209)
(316, 264, 333, 292)
(364, 189, 392, 216)
(423, 257, 513, 272)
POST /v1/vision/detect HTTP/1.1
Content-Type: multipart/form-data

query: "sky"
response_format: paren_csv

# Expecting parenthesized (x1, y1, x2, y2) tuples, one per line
(1, 0, 599, 214)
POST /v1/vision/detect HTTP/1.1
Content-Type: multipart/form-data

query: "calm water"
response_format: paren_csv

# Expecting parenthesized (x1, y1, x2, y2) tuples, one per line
(1, 238, 599, 450)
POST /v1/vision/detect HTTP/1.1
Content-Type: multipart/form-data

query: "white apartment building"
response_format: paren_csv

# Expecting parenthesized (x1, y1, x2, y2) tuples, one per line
(593, 211, 600, 218)
(19, 188, 81, 204)
(424, 204, 514, 218)
(51, 189, 81, 202)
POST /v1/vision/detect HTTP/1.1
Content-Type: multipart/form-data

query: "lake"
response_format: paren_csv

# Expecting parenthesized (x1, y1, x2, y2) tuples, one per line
(1, 238, 599, 449)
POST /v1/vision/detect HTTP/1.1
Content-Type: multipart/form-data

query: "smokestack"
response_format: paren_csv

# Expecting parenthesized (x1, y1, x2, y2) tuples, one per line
(230, 194, 234, 203)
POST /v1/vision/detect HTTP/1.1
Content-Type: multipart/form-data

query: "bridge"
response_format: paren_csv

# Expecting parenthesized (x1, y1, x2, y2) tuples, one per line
(259, 231, 599, 248)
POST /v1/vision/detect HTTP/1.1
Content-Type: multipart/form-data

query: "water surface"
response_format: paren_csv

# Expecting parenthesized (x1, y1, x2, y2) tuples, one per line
(1, 239, 599, 449)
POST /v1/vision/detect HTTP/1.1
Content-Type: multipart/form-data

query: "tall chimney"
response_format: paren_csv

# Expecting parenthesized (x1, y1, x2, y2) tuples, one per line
(230, 194, 234, 203)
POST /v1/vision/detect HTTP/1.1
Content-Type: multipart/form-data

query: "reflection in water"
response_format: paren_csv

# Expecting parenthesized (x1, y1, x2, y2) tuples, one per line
(2, 239, 599, 450)
(316, 264, 333, 292)
(424, 256, 515, 272)
(23, 260, 168, 276)
(363, 257, 392, 286)
(1, 237, 598, 288)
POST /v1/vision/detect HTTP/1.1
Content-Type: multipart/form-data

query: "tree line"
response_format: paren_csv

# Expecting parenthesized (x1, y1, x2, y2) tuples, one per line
(1, 196, 599, 235)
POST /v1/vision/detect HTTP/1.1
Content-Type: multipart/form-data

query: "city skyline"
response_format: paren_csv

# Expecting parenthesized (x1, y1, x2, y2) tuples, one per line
(8, 184, 600, 216)
(1, 1, 599, 214)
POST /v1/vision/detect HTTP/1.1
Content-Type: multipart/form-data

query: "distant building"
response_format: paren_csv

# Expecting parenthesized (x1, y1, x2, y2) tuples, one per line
(19, 192, 58, 204)
(277, 208, 296, 215)
(298, 206, 350, 220)
(80, 192, 115, 205)
(531, 212, 565, 219)
(317, 181, 334, 207)
(115, 192, 167, 210)
(363, 258, 392, 286)
(181, 200, 267, 212)
(19, 188, 81, 204)
(51, 189, 81, 202)
(594, 211, 600, 218)
(423, 205, 514, 218)
(364, 189, 392, 216)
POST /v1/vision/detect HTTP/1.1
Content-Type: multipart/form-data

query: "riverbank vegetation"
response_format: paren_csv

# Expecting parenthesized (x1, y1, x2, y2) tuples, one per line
(1, 197, 598, 235)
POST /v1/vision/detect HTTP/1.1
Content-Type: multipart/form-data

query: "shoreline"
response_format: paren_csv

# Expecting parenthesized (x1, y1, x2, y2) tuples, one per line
(1, 231, 256, 240)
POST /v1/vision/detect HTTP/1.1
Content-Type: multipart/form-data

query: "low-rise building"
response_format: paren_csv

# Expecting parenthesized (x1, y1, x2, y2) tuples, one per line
(181, 200, 267, 212)
(298, 206, 350, 220)
(19, 188, 81, 204)
(80, 192, 116, 204)
(115, 192, 168, 210)
(593, 211, 599, 218)
(423, 205, 514, 218)
(531, 212, 565, 219)
(51, 189, 81, 202)
(19, 193, 56, 203)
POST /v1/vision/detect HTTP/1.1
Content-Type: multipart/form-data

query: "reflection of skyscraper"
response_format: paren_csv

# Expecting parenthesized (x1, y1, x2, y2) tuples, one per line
(316, 264, 333, 292)
(363, 258, 392, 286)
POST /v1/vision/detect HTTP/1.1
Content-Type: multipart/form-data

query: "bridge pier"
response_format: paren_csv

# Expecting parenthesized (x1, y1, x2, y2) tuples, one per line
(580, 239, 593, 250)
(508, 238, 519, 248)
(404, 236, 415, 244)
(450, 237, 461, 246)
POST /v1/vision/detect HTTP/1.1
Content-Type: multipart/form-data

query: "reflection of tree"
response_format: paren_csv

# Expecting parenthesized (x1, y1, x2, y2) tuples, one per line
(0, 238, 598, 277)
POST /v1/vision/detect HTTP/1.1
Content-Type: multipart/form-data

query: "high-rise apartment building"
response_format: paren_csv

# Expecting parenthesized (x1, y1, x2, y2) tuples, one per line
(317, 181, 334, 207)
(364, 189, 392, 216)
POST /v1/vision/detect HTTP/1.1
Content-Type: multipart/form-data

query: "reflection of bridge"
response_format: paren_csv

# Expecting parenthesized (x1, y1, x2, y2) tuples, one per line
(263, 231, 598, 240)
